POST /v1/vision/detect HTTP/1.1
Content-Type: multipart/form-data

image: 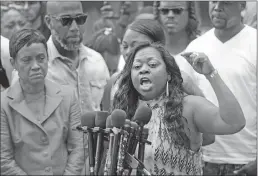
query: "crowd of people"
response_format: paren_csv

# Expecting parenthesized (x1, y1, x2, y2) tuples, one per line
(0, 1, 257, 176)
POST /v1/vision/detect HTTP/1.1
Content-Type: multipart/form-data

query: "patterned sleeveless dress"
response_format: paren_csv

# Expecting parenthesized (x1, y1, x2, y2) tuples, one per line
(139, 94, 203, 175)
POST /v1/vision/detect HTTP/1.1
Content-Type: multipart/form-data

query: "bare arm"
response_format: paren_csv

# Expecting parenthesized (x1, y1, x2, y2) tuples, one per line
(181, 71, 215, 145)
(190, 94, 245, 135)
(1, 109, 27, 175)
(63, 90, 84, 175)
(202, 133, 215, 146)
(181, 52, 245, 135)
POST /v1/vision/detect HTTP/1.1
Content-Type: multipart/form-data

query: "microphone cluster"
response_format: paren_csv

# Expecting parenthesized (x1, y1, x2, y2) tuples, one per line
(76, 104, 153, 176)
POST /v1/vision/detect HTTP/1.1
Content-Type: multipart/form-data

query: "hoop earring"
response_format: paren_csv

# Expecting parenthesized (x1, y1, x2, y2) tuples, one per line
(166, 81, 169, 97)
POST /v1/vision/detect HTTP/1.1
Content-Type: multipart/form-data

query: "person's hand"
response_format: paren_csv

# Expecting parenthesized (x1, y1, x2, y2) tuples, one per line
(233, 159, 257, 176)
(181, 52, 215, 76)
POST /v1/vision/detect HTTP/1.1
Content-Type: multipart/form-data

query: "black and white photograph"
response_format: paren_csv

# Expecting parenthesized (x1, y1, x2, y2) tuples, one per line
(0, 1, 257, 175)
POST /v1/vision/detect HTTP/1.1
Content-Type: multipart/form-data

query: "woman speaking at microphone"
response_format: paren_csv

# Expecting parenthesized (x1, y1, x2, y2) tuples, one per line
(1, 29, 84, 175)
(112, 42, 246, 175)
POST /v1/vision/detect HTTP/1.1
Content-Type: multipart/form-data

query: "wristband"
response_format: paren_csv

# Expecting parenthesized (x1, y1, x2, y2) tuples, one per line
(206, 69, 218, 79)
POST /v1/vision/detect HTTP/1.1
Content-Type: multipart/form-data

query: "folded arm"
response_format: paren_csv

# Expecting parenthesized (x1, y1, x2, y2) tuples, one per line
(1, 109, 27, 175)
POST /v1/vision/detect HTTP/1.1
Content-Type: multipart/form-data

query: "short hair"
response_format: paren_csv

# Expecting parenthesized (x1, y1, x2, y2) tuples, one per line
(9, 28, 48, 59)
(126, 19, 166, 45)
(85, 28, 120, 56)
(153, 1, 200, 42)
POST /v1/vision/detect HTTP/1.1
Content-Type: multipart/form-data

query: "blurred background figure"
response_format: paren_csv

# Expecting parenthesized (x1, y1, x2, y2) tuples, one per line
(0, 36, 10, 91)
(153, 1, 200, 56)
(1, 5, 31, 90)
(242, 1, 257, 28)
(10, 1, 51, 40)
(92, 17, 116, 32)
(99, 1, 141, 42)
(85, 19, 121, 75)
(135, 6, 155, 20)
(1, 1, 50, 40)
(1, 7, 31, 39)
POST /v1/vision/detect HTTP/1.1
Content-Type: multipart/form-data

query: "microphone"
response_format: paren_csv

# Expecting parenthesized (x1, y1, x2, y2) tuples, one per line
(94, 111, 109, 175)
(103, 115, 113, 176)
(133, 104, 152, 163)
(138, 128, 150, 163)
(81, 112, 96, 176)
(109, 109, 126, 175)
(117, 119, 131, 175)
(127, 121, 139, 155)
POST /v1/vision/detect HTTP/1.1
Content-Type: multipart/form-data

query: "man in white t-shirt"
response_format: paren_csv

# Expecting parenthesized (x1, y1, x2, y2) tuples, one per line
(184, 1, 256, 175)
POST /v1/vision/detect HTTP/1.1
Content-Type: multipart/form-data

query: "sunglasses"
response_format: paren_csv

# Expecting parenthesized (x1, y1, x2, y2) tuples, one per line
(51, 14, 87, 26)
(159, 8, 187, 15)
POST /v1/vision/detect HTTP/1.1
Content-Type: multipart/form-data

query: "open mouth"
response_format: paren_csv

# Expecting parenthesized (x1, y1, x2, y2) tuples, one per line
(140, 77, 152, 85)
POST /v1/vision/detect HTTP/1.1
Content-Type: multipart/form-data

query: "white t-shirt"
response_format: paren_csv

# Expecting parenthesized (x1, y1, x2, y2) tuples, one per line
(117, 55, 126, 72)
(185, 25, 257, 164)
(174, 54, 202, 86)
(1, 36, 13, 83)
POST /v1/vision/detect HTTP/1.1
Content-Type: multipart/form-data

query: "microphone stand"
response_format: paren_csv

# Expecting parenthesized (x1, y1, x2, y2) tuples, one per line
(137, 128, 151, 176)
(104, 128, 113, 176)
(109, 127, 122, 175)
(76, 126, 95, 176)
(93, 127, 104, 175)
(117, 125, 130, 175)
(87, 127, 95, 176)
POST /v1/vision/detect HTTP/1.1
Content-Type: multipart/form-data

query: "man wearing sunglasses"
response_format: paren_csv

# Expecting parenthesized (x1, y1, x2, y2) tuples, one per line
(44, 1, 110, 115)
(185, 1, 257, 175)
(154, 1, 200, 56)
(153, 1, 216, 147)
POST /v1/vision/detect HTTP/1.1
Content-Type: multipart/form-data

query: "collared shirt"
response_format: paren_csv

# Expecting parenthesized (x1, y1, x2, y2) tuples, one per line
(46, 36, 110, 114)
(11, 37, 110, 114)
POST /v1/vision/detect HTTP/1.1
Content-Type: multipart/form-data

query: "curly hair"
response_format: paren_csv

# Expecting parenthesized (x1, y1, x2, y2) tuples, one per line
(153, 1, 200, 42)
(112, 42, 185, 124)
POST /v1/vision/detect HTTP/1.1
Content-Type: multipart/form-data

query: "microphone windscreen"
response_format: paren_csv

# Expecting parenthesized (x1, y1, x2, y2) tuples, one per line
(95, 111, 110, 128)
(81, 111, 96, 128)
(106, 115, 112, 128)
(111, 109, 126, 128)
(130, 121, 138, 129)
(133, 104, 152, 125)
(125, 119, 131, 126)
(142, 127, 149, 135)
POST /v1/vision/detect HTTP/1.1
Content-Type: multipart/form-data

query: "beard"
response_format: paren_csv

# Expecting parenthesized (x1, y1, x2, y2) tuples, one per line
(51, 28, 82, 51)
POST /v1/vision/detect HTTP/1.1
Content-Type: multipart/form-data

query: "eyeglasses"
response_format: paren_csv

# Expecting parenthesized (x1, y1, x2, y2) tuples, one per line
(158, 7, 187, 15)
(50, 14, 88, 26)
